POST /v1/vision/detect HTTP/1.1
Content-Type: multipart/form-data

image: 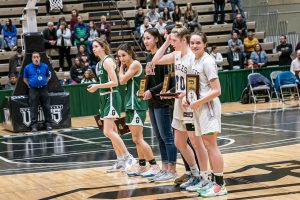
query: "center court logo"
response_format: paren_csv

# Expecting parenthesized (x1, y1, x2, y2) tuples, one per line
(20, 105, 63, 127)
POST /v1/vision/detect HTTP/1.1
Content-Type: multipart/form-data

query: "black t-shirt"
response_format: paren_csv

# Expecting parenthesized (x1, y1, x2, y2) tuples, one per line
(276, 43, 292, 66)
(146, 53, 170, 108)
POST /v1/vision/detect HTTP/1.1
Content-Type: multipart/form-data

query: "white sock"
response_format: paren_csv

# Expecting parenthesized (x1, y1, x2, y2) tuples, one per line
(200, 171, 209, 181)
(190, 164, 200, 177)
(214, 172, 223, 176)
(185, 171, 191, 175)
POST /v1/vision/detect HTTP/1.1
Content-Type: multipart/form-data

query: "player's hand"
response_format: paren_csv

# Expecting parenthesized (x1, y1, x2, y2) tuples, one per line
(190, 101, 199, 110)
(143, 90, 152, 100)
(182, 96, 189, 108)
(176, 92, 186, 99)
(87, 84, 98, 93)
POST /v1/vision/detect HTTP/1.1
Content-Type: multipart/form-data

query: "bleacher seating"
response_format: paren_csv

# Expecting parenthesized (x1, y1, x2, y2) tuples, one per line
(0, 0, 279, 85)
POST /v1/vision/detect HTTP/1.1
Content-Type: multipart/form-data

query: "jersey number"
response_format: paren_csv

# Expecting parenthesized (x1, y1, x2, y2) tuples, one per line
(136, 117, 140, 124)
(112, 110, 115, 116)
(176, 75, 185, 91)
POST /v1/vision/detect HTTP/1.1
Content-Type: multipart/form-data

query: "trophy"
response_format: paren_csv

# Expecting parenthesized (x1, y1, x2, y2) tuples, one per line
(138, 76, 148, 98)
(156, 73, 180, 97)
(94, 115, 130, 136)
(186, 75, 199, 104)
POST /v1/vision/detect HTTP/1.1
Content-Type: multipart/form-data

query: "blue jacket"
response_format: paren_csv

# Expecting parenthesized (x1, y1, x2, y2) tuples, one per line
(250, 51, 268, 64)
(2, 25, 17, 37)
(274, 71, 298, 91)
(23, 62, 50, 88)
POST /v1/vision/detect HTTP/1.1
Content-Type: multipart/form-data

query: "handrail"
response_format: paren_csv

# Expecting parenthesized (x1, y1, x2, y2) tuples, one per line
(105, 0, 147, 58)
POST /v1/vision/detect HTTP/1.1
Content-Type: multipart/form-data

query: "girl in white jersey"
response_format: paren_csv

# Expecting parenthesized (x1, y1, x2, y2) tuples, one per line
(186, 32, 227, 197)
(152, 23, 209, 187)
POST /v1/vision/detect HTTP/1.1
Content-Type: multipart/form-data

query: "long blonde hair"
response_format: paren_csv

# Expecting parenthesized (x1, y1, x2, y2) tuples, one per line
(92, 37, 111, 55)
(171, 22, 191, 44)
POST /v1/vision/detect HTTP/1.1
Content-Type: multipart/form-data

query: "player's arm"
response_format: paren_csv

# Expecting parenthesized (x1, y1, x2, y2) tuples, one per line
(152, 35, 175, 65)
(118, 61, 140, 85)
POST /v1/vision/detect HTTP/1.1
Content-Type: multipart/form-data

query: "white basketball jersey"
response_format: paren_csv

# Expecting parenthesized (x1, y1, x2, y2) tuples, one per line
(173, 50, 195, 121)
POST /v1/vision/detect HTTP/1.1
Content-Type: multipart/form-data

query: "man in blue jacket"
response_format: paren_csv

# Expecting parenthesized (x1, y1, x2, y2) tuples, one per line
(23, 52, 52, 132)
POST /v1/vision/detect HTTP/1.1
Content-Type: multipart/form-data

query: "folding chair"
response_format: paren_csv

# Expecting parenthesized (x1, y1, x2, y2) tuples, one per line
(274, 71, 299, 102)
(247, 73, 272, 104)
(270, 71, 282, 101)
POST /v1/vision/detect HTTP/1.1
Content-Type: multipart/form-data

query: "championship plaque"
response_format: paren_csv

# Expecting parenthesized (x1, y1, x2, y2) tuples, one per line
(94, 115, 130, 135)
(138, 76, 148, 98)
(186, 75, 199, 104)
(156, 73, 180, 97)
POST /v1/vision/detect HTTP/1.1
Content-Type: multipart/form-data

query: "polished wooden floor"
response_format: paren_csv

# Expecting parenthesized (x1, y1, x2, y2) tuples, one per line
(0, 101, 299, 200)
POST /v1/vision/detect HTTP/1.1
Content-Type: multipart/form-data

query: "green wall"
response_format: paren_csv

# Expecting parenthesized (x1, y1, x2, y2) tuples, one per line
(0, 66, 289, 123)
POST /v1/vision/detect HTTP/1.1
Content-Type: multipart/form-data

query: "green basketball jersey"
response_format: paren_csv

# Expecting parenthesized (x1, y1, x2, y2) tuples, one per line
(125, 61, 148, 111)
(96, 55, 118, 94)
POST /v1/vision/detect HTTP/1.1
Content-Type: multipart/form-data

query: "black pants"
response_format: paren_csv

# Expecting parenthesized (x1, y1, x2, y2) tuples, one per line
(29, 86, 52, 127)
(59, 46, 72, 70)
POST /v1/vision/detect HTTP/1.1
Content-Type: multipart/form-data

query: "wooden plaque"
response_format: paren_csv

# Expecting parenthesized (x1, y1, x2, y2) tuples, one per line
(161, 74, 171, 94)
(138, 76, 148, 98)
(186, 74, 199, 104)
(94, 115, 130, 135)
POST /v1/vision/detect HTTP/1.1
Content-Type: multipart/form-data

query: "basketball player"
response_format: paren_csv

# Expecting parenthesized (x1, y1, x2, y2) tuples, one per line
(117, 43, 160, 176)
(87, 38, 136, 172)
(152, 23, 209, 187)
(187, 32, 227, 197)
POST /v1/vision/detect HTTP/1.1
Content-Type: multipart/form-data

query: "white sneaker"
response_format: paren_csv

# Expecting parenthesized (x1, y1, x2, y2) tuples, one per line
(214, 22, 218, 25)
(148, 170, 167, 182)
(186, 179, 209, 192)
(127, 165, 148, 177)
(106, 160, 124, 173)
(154, 172, 177, 182)
(140, 164, 160, 177)
(124, 155, 137, 171)
(179, 175, 194, 189)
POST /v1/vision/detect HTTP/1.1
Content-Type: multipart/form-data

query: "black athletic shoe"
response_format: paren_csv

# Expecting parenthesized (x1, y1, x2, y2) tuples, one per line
(45, 124, 52, 131)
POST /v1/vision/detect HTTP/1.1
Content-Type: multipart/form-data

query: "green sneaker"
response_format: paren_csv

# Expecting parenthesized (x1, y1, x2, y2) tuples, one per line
(200, 182, 228, 198)
(197, 181, 213, 195)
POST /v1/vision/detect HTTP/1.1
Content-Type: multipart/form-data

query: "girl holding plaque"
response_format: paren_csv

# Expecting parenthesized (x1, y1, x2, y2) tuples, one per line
(87, 38, 136, 173)
(186, 32, 227, 197)
(142, 28, 178, 182)
(117, 43, 160, 177)
(152, 24, 209, 189)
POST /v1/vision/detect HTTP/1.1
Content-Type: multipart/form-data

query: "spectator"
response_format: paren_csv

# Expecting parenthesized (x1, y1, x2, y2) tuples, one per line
(0, 22, 4, 52)
(245, 58, 257, 69)
(158, 0, 174, 13)
(60, 72, 76, 85)
(184, 3, 201, 32)
(2, 18, 17, 51)
(70, 9, 79, 43)
(290, 49, 300, 75)
(74, 15, 90, 54)
(140, 17, 153, 38)
(276, 35, 293, 66)
(88, 21, 98, 42)
(162, 7, 172, 23)
(77, 45, 90, 68)
(147, 5, 161, 27)
(56, 16, 67, 29)
(228, 32, 243, 50)
(8, 46, 23, 77)
(155, 18, 167, 36)
(5, 73, 17, 90)
(232, 14, 247, 39)
(134, 7, 145, 36)
(23, 52, 52, 132)
(81, 69, 96, 83)
(295, 41, 300, 52)
(243, 31, 258, 59)
(230, 0, 245, 19)
(46, 0, 63, 15)
(70, 57, 86, 83)
(250, 43, 268, 68)
(227, 43, 245, 70)
(210, 46, 223, 70)
(43, 21, 57, 55)
(56, 22, 72, 72)
(212, 0, 227, 25)
(172, 5, 182, 23)
(96, 15, 112, 43)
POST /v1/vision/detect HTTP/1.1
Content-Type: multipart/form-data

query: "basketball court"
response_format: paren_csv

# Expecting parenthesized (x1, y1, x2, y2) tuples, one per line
(0, 102, 299, 199)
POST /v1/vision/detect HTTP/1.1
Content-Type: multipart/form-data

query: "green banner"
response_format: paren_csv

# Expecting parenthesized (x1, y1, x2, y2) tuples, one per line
(0, 66, 289, 122)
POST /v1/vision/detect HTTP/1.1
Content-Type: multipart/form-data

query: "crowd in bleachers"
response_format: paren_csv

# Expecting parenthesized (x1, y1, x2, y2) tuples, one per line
(0, 0, 299, 90)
